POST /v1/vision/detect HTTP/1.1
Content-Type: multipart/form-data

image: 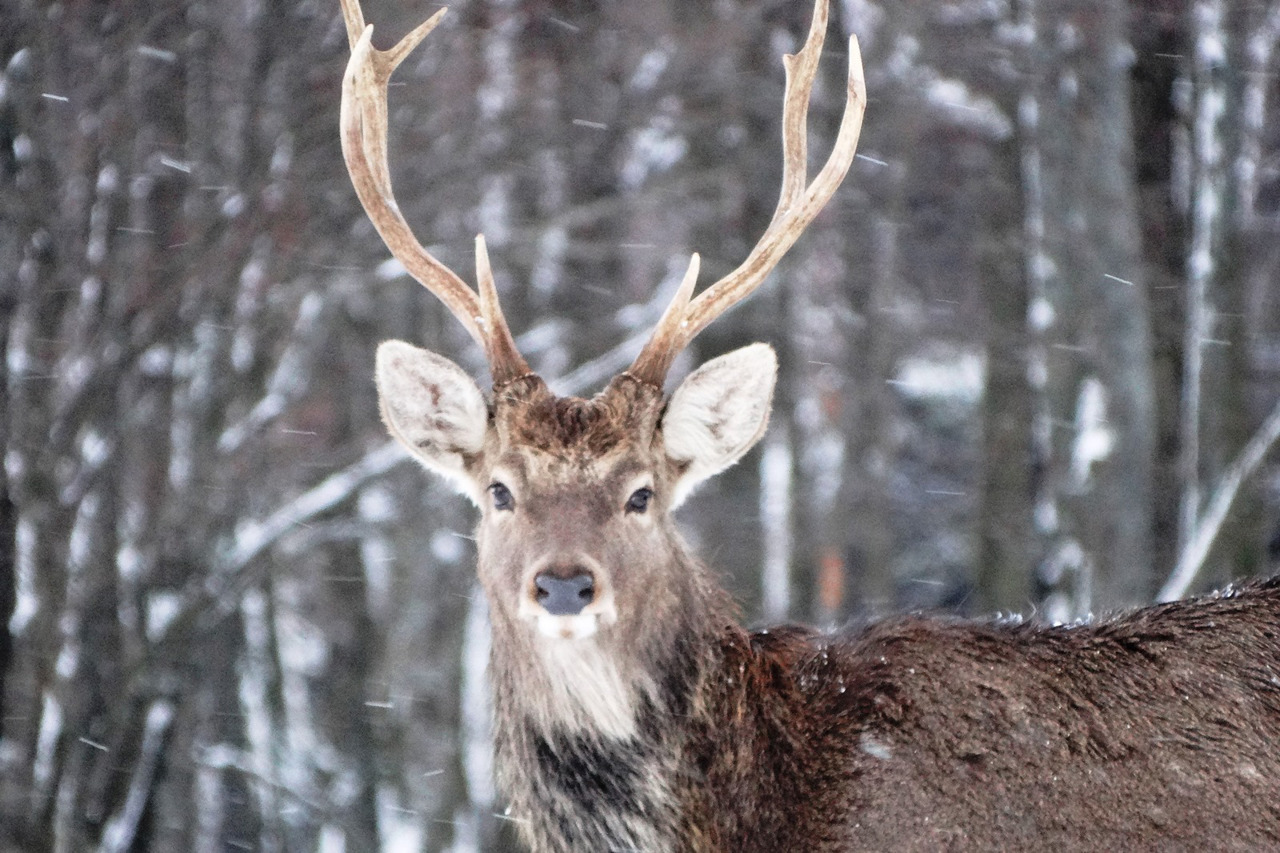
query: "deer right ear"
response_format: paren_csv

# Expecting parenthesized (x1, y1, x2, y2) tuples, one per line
(376, 340, 490, 503)
(661, 343, 777, 508)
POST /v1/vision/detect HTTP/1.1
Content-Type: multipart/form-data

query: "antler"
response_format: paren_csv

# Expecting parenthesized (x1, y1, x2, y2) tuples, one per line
(627, 0, 867, 387)
(339, 0, 531, 385)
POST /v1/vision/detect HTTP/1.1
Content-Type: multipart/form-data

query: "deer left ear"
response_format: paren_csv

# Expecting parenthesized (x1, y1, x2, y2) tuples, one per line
(375, 340, 490, 504)
(660, 343, 777, 508)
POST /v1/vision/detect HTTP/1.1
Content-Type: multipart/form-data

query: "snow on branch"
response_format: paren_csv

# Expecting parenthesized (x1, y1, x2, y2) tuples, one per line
(223, 441, 408, 573)
(217, 292, 327, 455)
(151, 441, 409, 648)
(98, 700, 175, 853)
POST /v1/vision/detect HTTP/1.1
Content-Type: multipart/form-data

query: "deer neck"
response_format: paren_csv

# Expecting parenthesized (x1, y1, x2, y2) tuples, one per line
(487, 545, 735, 852)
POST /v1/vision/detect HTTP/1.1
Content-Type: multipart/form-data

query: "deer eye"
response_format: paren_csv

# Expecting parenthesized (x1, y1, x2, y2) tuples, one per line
(489, 482, 515, 512)
(625, 487, 653, 514)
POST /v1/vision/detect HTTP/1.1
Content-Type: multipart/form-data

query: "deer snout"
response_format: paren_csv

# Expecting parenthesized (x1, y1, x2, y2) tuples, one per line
(533, 569, 596, 616)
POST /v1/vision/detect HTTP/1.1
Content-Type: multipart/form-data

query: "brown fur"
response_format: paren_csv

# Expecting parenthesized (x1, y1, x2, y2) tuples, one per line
(686, 580, 1280, 850)
(343, 0, 1280, 843)
(494, 562, 1280, 851)
(384, 367, 1280, 851)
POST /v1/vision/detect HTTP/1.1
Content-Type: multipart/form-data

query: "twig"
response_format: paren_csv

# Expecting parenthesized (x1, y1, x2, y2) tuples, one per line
(1159, 397, 1280, 602)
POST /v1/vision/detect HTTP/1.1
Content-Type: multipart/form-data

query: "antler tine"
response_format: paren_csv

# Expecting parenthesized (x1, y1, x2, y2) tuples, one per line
(339, 0, 530, 382)
(629, 0, 866, 386)
(475, 235, 531, 384)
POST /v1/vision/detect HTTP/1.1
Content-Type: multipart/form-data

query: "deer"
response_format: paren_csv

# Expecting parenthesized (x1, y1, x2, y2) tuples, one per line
(337, 1, 1280, 849)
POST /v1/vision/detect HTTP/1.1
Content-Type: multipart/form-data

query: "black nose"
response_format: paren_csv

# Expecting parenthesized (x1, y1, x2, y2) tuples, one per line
(533, 571, 595, 616)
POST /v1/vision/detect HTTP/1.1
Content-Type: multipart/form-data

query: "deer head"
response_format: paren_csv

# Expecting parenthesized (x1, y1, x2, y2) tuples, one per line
(339, 0, 864, 738)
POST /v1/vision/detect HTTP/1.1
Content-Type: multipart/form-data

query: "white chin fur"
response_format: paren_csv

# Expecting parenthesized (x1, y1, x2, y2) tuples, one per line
(535, 612, 599, 640)
(518, 590, 618, 641)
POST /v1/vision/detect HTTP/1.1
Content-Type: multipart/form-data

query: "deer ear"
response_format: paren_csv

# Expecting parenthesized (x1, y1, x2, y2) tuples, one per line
(376, 340, 489, 503)
(661, 343, 777, 508)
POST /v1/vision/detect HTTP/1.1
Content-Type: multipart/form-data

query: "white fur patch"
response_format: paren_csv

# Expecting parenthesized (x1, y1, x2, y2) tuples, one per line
(662, 343, 777, 507)
(533, 638, 648, 740)
(534, 612, 599, 640)
(516, 587, 633, 735)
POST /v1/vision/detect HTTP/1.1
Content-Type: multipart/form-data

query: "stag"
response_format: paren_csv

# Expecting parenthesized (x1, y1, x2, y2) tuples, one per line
(338, 1, 1280, 849)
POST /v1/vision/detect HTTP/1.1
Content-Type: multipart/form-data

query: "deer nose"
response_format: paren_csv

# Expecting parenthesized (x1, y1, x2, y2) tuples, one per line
(533, 570, 596, 616)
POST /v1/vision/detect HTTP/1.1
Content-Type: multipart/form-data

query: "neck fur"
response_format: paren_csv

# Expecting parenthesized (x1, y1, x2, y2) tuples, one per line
(487, 557, 732, 852)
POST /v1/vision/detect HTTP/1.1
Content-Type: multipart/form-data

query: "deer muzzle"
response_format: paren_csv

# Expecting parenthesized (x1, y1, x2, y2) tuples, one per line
(520, 562, 617, 640)
(534, 571, 596, 616)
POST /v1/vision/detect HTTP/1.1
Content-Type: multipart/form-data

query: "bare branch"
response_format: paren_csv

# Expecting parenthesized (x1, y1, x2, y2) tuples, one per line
(150, 441, 409, 649)
(1159, 397, 1280, 602)
(97, 701, 176, 853)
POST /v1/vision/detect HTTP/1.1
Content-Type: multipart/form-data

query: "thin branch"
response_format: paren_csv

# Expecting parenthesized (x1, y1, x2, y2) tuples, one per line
(217, 292, 327, 455)
(150, 441, 409, 649)
(97, 700, 176, 853)
(1159, 397, 1280, 602)
(1177, 0, 1227, 557)
(223, 441, 408, 573)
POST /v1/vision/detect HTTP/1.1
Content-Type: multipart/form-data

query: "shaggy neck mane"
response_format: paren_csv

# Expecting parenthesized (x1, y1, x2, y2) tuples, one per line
(485, 544, 860, 853)
(487, 545, 734, 852)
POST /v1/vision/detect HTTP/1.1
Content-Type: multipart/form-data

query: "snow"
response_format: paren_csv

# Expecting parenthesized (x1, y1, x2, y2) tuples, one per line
(629, 44, 671, 92)
(530, 227, 568, 295)
(924, 78, 1012, 140)
(1070, 377, 1114, 488)
(759, 428, 793, 622)
(99, 701, 176, 853)
(9, 515, 37, 635)
(79, 428, 110, 468)
(1034, 496, 1058, 536)
(1038, 539, 1092, 622)
(224, 441, 407, 574)
(477, 15, 518, 121)
(220, 192, 246, 218)
(477, 176, 513, 245)
(318, 825, 345, 853)
(1028, 297, 1054, 332)
(891, 351, 985, 404)
(376, 257, 406, 281)
(135, 44, 177, 63)
(11, 133, 32, 163)
(621, 114, 687, 189)
(33, 691, 63, 793)
(6, 46, 32, 75)
(360, 486, 396, 617)
(430, 529, 467, 564)
(238, 590, 277, 819)
(840, 0, 885, 49)
(1178, 0, 1227, 557)
(460, 590, 495, 810)
(859, 731, 893, 761)
(145, 592, 181, 642)
(377, 785, 424, 853)
(137, 343, 173, 376)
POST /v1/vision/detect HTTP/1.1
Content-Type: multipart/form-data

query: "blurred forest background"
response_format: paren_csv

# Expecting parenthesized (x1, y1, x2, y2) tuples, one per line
(4, 0, 1280, 849)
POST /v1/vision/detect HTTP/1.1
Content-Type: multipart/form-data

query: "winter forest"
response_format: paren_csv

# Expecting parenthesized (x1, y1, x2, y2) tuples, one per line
(3, 0, 1280, 849)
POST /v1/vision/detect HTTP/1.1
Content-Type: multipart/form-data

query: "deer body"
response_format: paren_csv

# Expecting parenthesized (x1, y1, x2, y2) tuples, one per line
(337, 1, 1280, 848)
(377, 344, 1280, 851)
(492, 557, 1280, 851)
